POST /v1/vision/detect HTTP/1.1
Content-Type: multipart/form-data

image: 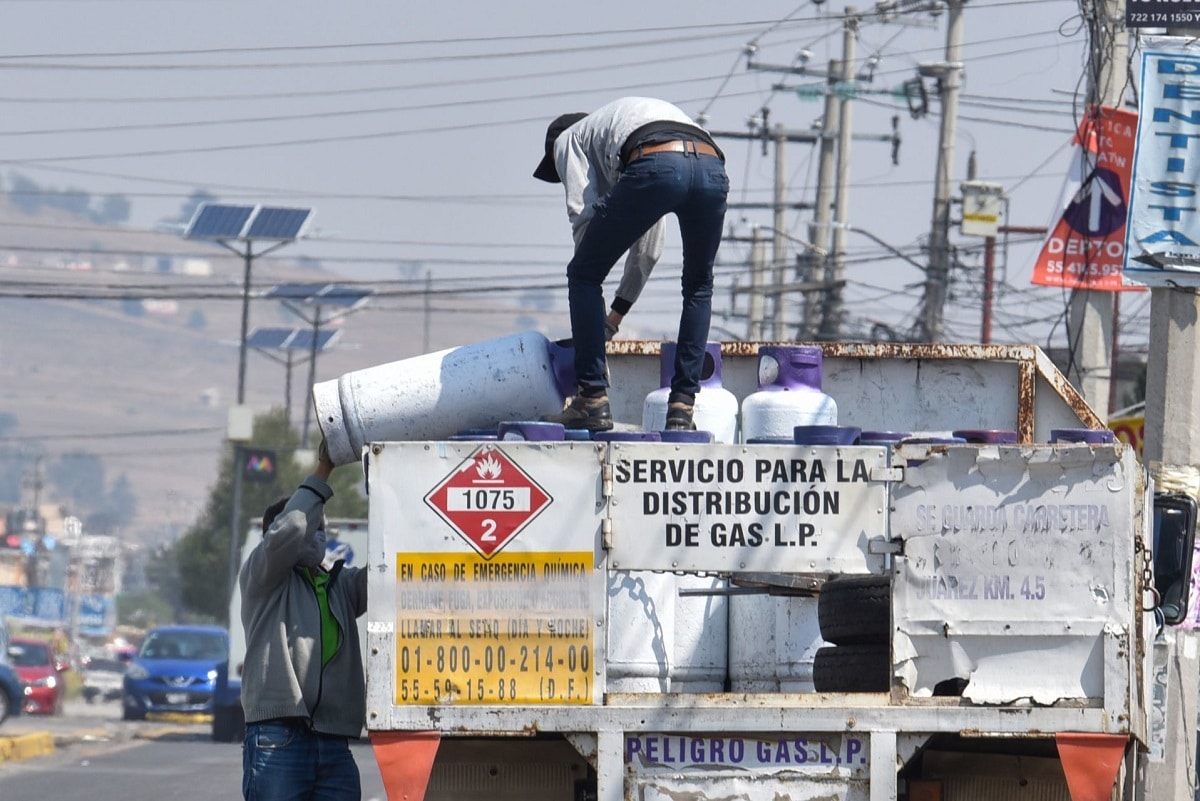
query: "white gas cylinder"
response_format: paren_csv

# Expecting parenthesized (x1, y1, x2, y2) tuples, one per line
(731, 345, 838, 692)
(313, 332, 575, 464)
(642, 342, 739, 443)
(740, 345, 837, 440)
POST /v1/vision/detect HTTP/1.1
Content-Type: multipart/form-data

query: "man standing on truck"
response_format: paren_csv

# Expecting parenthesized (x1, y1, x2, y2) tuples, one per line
(534, 96, 730, 432)
(239, 438, 368, 801)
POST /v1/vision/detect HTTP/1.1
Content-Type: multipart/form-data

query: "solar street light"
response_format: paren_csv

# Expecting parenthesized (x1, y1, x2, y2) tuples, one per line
(183, 203, 315, 405)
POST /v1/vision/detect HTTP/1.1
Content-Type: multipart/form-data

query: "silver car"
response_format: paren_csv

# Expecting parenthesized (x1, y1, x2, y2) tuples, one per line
(81, 657, 126, 703)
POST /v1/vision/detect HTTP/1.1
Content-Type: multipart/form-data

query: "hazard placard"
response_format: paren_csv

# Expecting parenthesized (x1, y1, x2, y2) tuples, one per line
(424, 445, 552, 559)
(365, 442, 607, 717)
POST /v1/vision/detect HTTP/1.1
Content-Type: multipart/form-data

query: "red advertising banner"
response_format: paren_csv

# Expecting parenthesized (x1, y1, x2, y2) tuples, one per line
(1031, 106, 1143, 291)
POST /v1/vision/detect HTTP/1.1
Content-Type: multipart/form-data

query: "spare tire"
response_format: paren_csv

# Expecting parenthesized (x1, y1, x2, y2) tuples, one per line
(813, 644, 890, 693)
(818, 574, 891, 645)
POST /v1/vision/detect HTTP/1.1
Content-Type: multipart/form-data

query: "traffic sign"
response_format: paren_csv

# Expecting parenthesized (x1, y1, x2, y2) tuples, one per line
(240, 448, 277, 483)
(1031, 105, 1140, 291)
(424, 445, 552, 558)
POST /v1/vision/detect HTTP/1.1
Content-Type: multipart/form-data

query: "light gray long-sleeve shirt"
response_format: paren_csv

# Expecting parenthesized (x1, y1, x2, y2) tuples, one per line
(551, 97, 706, 308)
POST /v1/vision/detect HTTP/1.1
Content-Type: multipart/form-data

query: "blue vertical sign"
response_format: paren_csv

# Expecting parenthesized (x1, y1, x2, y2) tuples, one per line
(1125, 36, 1200, 286)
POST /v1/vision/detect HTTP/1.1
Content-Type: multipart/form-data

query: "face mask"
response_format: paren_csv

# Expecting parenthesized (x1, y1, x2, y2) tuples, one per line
(300, 526, 328, 568)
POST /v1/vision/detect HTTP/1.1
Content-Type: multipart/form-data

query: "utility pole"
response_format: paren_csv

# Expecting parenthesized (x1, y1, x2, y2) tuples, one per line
(771, 121, 788, 339)
(423, 271, 433, 353)
(1064, 0, 1124, 416)
(818, 9, 860, 341)
(740, 35, 896, 341)
(917, 0, 966, 342)
(801, 58, 842, 340)
(980, 225, 1046, 344)
(748, 227, 767, 339)
(1141, 21, 1200, 801)
(712, 125, 818, 338)
(1140, 17, 1200, 801)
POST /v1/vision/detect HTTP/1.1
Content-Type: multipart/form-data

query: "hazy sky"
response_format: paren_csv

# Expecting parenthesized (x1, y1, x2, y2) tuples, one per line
(0, 0, 1112, 352)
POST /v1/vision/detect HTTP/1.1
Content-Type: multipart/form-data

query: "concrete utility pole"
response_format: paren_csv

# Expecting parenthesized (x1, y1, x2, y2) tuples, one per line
(1142, 21, 1200, 801)
(713, 125, 819, 337)
(740, 32, 896, 341)
(818, 9, 860, 341)
(1065, 0, 1125, 417)
(748, 227, 767, 340)
(771, 123, 788, 339)
(917, 0, 966, 342)
(800, 58, 842, 340)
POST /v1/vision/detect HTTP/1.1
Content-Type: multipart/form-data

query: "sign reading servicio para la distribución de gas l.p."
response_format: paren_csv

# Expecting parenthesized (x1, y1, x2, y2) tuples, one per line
(606, 443, 890, 573)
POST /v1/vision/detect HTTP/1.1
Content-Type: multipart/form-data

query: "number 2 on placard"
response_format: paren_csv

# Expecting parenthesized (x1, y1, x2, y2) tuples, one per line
(480, 519, 497, 541)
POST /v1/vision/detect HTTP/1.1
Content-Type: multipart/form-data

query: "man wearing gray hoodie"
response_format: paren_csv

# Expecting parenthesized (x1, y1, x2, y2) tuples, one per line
(240, 439, 368, 801)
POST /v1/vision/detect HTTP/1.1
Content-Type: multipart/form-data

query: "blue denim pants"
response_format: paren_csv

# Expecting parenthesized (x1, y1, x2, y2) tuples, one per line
(567, 149, 729, 398)
(243, 721, 361, 801)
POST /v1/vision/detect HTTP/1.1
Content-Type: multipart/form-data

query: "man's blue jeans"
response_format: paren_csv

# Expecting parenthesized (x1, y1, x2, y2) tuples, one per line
(567, 150, 729, 399)
(243, 721, 361, 801)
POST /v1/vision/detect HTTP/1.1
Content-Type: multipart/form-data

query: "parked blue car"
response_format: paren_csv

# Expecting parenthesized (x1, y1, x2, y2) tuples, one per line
(0, 661, 22, 725)
(122, 624, 229, 721)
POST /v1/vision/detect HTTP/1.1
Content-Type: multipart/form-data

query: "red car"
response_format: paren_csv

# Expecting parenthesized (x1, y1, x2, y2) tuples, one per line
(8, 637, 67, 715)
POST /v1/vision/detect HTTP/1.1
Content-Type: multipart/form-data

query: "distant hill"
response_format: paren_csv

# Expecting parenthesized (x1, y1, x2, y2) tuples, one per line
(0, 203, 558, 546)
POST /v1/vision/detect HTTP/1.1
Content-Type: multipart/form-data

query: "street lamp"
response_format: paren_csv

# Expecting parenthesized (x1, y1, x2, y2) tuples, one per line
(183, 203, 315, 404)
(247, 326, 341, 425)
(263, 283, 373, 440)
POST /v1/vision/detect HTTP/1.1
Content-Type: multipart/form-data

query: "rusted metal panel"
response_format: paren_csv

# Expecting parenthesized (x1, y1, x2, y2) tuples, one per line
(1017, 359, 1037, 443)
(891, 445, 1138, 711)
(1032, 346, 1106, 431)
(604, 341, 1104, 438)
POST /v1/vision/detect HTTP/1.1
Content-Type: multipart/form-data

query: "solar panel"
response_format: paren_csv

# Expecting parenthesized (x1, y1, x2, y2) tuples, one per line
(292, 329, 340, 350)
(246, 207, 314, 240)
(184, 204, 256, 240)
(264, 282, 329, 300)
(246, 327, 300, 349)
(247, 327, 340, 352)
(313, 285, 373, 308)
(265, 283, 374, 308)
(183, 203, 313, 241)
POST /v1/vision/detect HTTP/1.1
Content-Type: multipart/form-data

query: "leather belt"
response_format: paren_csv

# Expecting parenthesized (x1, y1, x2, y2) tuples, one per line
(625, 140, 719, 165)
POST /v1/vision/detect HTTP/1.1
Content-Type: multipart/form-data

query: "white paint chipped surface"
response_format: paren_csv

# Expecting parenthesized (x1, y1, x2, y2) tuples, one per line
(892, 445, 1138, 704)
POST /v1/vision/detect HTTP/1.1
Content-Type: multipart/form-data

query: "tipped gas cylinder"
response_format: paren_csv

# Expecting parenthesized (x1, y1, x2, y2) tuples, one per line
(313, 332, 576, 464)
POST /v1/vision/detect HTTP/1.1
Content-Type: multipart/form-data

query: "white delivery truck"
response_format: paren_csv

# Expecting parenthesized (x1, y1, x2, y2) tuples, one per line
(328, 341, 1197, 801)
(213, 517, 370, 742)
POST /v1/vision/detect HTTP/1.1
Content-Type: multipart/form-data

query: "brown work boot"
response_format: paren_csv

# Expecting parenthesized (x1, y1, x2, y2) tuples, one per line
(665, 400, 695, 431)
(543, 394, 614, 431)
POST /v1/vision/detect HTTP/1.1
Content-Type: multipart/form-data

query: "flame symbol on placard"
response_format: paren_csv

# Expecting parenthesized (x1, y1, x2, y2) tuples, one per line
(475, 455, 503, 480)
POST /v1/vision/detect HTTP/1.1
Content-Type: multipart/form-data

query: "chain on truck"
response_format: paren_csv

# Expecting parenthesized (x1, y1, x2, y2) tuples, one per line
(314, 337, 1199, 801)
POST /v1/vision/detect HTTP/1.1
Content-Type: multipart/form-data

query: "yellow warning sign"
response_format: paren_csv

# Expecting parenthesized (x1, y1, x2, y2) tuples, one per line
(394, 551, 594, 705)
